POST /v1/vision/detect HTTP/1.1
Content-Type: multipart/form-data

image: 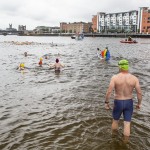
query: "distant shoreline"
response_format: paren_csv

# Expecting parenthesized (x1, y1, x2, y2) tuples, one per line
(0, 32, 150, 38)
(18, 33, 150, 38)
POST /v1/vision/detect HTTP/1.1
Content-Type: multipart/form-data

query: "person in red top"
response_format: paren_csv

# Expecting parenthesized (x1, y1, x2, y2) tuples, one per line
(101, 50, 104, 58)
(39, 58, 43, 67)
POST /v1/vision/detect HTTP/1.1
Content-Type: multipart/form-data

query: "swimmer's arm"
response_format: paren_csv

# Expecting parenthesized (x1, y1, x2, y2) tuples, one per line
(105, 76, 115, 103)
(61, 63, 65, 67)
(49, 63, 55, 68)
(135, 78, 142, 108)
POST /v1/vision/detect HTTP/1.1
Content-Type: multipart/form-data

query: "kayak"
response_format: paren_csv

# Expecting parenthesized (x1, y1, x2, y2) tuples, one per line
(120, 40, 138, 44)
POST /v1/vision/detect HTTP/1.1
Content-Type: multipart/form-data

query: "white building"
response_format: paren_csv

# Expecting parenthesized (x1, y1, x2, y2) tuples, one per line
(51, 27, 60, 33)
(34, 26, 52, 33)
(18, 25, 26, 31)
(97, 10, 138, 33)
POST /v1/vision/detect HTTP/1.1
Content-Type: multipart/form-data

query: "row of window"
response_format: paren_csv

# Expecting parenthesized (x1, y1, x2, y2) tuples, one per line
(100, 19, 136, 22)
(103, 13, 136, 17)
(100, 24, 137, 27)
(100, 21, 136, 24)
(143, 26, 150, 29)
(100, 16, 136, 19)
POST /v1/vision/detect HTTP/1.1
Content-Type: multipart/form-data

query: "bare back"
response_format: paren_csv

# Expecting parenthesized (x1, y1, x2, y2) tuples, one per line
(113, 73, 138, 100)
(54, 62, 63, 70)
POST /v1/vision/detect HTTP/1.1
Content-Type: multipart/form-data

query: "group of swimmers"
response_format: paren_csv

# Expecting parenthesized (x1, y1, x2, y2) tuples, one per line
(97, 47, 111, 61)
(17, 48, 143, 144)
(18, 52, 64, 73)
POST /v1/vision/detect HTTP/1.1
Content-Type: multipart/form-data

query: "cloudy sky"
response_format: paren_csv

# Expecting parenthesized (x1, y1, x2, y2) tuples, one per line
(0, 0, 150, 30)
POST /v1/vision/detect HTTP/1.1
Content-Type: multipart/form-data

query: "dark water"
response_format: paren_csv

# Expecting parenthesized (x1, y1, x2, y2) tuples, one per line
(0, 35, 150, 150)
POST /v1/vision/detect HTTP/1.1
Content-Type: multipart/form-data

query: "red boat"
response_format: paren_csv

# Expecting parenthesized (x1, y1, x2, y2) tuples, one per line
(120, 40, 138, 44)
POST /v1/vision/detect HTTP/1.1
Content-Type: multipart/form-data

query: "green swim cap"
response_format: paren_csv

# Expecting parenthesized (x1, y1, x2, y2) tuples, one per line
(118, 59, 129, 70)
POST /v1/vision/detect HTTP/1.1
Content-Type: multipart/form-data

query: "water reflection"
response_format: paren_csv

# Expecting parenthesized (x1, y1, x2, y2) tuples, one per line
(0, 36, 150, 150)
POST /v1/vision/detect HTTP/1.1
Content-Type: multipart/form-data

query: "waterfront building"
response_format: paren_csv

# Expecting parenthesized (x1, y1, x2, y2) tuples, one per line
(138, 7, 150, 34)
(97, 10, 138, 33)
(6, 24, 17, 32)
(60, 22, 68, 33)
(97, 12, 105, 33)
(51, 27, 60, 33)
(18, 25, 26, 31)
(60, 22, 92, 33)
(23, 30, 34, 36)
(34, 26, 52, 33)
(34, 26, 60, 34)
(92, 15, 98, 33)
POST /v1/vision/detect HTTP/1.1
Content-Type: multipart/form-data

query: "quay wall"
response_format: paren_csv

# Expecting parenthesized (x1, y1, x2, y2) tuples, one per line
(18, 33, 150, 38)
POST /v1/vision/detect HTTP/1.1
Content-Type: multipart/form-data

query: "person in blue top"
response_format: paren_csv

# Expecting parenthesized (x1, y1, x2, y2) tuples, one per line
(105, 47, 110, 61)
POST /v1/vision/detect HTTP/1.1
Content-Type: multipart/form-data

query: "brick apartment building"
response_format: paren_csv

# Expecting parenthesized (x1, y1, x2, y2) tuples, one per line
(60, 22, 92, 33)
(138, 7, 150, 34)
(92, 15, 97, 33)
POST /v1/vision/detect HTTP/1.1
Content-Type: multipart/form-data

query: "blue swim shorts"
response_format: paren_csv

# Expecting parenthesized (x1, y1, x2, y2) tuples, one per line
(112, 99, 133, 122)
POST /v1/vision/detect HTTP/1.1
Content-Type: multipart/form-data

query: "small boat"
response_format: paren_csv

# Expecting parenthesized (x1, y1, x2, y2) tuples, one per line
(71, 33, 84, 40)
(2, 32, 7, 36)
(71, 35, 76, 39)
(75, 36, 83, 40)
(120, 40, 138, 44)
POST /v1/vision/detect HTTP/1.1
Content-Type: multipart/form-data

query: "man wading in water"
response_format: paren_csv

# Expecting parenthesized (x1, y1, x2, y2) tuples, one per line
(49, 58, 64, 73)
(105, 59, 142, 143)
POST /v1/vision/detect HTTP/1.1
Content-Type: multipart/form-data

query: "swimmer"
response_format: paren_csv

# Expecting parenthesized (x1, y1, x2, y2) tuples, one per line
(105, 59, 142, 143)
(18, 63, 25, 70)
(24, 52, 27, 57)
(97, 48, 102, 58)
(45, 55, 48, 59)
(105, 49, 110, 61)
(49, 58, 64, 72)
(39, 57, 43, 67)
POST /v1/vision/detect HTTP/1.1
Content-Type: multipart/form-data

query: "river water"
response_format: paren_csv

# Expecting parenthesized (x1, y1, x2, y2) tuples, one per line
(0, 35, 150, 150)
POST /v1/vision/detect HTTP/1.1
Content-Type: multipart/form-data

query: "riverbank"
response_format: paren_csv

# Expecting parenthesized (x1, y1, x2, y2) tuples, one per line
(18, 33, 150, 38)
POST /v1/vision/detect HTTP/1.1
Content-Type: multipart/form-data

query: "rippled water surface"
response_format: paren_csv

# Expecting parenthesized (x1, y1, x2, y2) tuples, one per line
(0, 35, 150, 150)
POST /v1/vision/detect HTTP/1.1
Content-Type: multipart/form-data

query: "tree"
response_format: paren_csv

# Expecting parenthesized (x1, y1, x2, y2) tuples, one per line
(61, 30, 65, 33)
(101, 29, 105, 33)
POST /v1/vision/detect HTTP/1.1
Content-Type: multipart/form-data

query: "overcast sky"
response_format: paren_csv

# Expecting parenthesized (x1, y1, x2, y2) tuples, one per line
(0, 0, 150, 30)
